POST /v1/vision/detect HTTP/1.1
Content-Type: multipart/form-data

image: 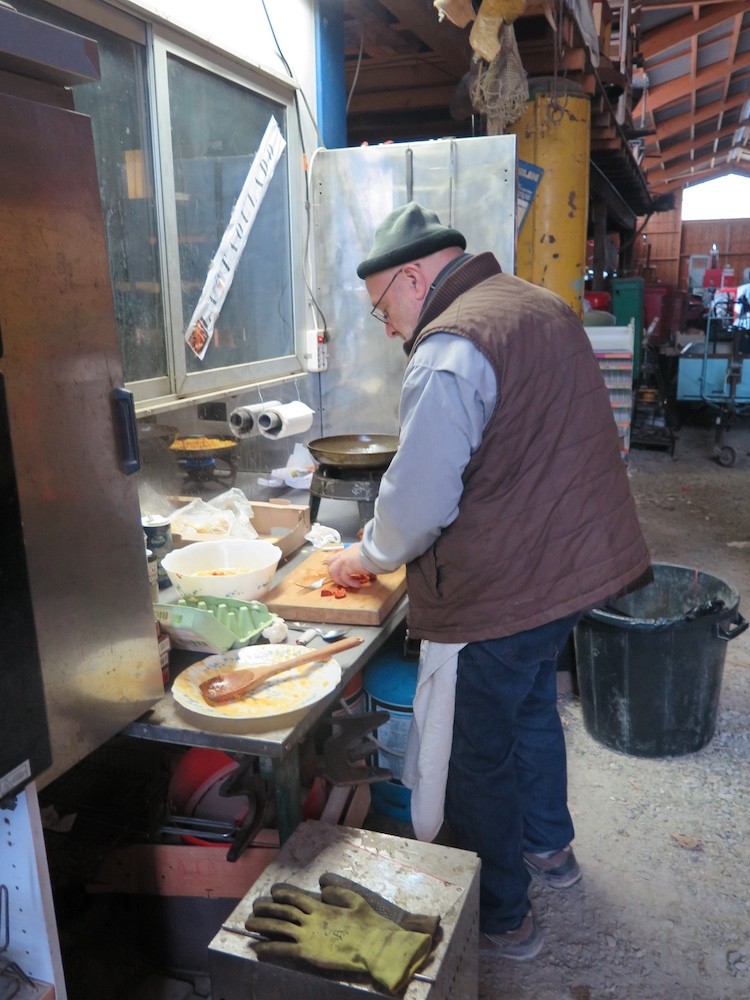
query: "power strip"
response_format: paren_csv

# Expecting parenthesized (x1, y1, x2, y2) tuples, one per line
(305, 328, 329, 372)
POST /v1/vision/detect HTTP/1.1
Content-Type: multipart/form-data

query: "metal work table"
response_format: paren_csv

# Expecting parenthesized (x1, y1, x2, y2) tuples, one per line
(121, 515, 408, 843)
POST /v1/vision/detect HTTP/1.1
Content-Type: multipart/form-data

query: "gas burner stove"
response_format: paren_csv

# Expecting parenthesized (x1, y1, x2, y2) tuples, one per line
(309, 464, 387, 532)
(178, 453, 238, 494)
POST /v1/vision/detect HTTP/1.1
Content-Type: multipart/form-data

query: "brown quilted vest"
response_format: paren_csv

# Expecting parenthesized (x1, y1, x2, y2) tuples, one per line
(403, 253, 651, 642)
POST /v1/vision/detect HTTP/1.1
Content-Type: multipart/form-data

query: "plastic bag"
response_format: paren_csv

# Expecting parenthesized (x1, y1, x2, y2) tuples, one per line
(305, 522, 342, 549)
(171, 488, 259, 540)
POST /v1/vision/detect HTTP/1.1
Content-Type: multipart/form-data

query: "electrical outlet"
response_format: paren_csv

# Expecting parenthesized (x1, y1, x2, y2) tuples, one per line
(305, 328, 329, 372)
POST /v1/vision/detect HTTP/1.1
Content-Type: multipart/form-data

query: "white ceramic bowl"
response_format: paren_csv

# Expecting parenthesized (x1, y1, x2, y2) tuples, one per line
(161, 539, 282, 601)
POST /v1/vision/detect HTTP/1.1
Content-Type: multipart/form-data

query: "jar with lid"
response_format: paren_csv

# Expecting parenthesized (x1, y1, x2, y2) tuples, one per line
(142, 515, 173, 589)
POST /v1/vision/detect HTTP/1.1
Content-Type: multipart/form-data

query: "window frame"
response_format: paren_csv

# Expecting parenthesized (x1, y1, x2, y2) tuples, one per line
(27, 0, 310, 411)
(145, 26, 307, 406)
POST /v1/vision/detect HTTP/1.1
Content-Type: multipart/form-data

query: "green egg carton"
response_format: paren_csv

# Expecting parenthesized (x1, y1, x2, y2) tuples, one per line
(154, 597, 274, 654)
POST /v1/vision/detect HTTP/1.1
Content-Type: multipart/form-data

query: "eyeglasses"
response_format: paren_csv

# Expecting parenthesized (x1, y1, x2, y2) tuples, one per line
(370, 269, 403, 324)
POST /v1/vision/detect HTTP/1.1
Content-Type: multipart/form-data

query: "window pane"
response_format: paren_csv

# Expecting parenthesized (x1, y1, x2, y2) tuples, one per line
(12, 1, 167, 385)
(167, 55, 295, 374)
(75, 42, 166, 384)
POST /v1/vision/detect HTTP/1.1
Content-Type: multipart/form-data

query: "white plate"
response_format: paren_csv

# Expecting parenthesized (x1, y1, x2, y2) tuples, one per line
(171, 643, 341, 720)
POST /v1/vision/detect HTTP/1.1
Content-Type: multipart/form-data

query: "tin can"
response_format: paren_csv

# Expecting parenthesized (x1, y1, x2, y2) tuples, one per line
(142, 515, 173, 589)
(146, 548, 159, 602)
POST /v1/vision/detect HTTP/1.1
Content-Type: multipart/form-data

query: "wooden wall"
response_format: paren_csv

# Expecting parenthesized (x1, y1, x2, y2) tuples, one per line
(631, 188, 750, 291)
(678, 220, 750, 290)
(631, 192, 683, 287)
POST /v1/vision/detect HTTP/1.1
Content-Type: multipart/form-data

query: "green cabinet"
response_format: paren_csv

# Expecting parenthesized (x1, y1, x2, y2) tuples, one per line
(611, 277, 645, 379)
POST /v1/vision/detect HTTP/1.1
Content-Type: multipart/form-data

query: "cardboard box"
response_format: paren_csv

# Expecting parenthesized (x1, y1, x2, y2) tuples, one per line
(173, 499, 310, 560)
(88, 833, 280, 976)
(250, 500, 311, 558)
(89, 833, 280, 900)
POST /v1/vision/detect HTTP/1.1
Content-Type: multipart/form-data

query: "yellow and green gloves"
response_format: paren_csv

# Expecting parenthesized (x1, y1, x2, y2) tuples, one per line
(245, 873, 440, 994)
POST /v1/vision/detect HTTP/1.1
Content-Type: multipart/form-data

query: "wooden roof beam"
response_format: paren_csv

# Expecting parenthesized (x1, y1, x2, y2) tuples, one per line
(377, 0, 472, 75)
(344, 1, 415, 59)
(644, 91, 748, 146)
(657, 119, 749, 165)
(647, 49, 750, 111)
(347, 83, 457, 114)
(648, 148, 737, 186)
(639, 1, 747, 59)
(346, 55, 466, 92)
(722, 9, 744, 103)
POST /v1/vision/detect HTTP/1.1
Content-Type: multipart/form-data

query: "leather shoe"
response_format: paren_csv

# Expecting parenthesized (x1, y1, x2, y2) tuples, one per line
(481, 911, 544, 961)
(524, 845, 582, 888)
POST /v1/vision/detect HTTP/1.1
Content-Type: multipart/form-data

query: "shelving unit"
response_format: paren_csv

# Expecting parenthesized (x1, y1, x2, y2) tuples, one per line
(599, 354, 635, 459)
(585, 323, 635, 460)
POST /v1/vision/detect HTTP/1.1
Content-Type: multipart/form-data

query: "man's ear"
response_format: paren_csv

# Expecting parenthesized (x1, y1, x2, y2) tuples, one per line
(403, 262, 430, 303)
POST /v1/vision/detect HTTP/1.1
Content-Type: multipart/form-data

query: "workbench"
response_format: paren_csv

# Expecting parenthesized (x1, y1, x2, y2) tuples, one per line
(121, 533, 409, 845)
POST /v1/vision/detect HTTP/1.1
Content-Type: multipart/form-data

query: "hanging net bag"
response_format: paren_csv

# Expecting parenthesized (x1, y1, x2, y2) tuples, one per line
(470, 22, 529, 134)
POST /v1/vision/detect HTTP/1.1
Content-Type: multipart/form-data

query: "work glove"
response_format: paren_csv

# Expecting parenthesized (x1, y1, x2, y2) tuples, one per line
(245, 882, 433, 994)
(318, 871, 441, 937)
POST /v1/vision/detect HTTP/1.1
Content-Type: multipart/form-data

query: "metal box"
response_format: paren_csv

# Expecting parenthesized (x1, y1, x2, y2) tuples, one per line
(209, 820, 480, 999)
(677, 356, 750, 402)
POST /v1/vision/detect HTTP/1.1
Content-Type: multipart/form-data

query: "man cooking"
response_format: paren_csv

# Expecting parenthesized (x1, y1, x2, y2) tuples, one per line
(327, 202, 651, 960)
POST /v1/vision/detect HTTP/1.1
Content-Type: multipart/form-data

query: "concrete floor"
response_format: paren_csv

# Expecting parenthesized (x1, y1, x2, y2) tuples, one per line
(49, 414, 750, 1000)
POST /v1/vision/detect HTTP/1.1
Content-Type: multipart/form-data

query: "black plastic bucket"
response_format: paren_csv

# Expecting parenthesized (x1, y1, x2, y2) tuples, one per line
(574, 563, 747, 757)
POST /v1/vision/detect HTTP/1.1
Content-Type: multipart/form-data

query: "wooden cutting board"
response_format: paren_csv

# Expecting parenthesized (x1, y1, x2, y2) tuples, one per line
(265, 550, 406, 625)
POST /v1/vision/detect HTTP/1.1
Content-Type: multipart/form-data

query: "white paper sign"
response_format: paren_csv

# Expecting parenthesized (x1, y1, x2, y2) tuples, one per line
(184, 116, 287, 360)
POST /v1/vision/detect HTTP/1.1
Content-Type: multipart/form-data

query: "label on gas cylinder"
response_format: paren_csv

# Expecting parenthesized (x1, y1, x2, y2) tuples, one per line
(366, 695, 411, 780)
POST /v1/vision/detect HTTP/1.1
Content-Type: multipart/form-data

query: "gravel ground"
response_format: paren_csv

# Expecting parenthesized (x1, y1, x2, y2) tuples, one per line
(480, 413, 750, 1000)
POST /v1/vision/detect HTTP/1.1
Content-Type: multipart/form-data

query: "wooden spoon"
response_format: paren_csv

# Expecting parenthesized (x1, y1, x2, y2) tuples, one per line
(198, 635, 364, 705)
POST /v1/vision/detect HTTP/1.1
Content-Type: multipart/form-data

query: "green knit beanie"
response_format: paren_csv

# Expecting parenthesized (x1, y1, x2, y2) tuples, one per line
(357, 202, 466, 279)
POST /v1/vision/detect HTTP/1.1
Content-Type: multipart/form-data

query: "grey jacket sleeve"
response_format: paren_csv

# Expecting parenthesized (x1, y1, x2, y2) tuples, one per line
(359, 334, 497, 573)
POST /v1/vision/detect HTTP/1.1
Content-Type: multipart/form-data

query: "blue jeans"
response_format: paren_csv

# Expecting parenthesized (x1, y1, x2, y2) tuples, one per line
(445, 613, 579, 934)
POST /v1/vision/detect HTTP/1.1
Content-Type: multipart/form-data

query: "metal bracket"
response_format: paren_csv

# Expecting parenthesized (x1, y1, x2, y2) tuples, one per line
(317, 711, 393, 786)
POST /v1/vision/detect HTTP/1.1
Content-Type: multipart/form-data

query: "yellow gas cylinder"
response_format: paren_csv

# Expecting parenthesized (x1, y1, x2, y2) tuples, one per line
(509, 78, 591, 316)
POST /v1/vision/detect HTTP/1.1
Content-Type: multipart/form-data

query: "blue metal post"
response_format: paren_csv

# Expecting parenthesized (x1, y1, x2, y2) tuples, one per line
(315, 0, 347, 149)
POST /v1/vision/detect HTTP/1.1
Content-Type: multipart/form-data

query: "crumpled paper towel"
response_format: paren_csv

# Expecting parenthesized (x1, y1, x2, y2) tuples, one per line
(258, 443, 315, 490)
(305, 522, 342, 549)
(262, 617, 288, 643)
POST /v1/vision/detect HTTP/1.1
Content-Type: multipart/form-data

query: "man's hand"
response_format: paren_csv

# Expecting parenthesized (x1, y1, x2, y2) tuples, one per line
(327, 543, 369, 588)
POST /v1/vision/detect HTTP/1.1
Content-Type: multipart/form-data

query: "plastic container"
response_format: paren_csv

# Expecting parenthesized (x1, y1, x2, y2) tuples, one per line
(574, 563, 747, 758)
(363, 649, 418, 822)
(584, 291, 612, 311)
(142, 515, 174, 589)
(153, 597, 273, 653)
